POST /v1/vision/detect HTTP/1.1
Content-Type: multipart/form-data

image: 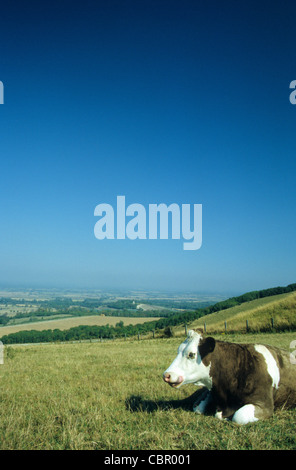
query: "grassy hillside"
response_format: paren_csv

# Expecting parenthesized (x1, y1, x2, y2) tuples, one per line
(182, 290, 296, 334)
(0, 332, 295, 450)
(154, 283, 296, 334)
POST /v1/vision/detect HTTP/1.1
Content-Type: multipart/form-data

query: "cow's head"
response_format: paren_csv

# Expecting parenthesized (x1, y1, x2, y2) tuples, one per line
(163, 329, 215, 389)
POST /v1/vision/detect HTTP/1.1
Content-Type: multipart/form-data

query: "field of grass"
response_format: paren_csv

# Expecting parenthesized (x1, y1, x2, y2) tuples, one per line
(0, 331, 296, 450)
(184, 291, 296, 334)
(0, 315, 160, 337)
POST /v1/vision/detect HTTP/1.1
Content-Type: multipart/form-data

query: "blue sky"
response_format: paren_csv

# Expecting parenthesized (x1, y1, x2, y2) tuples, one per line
(0, 0, 296, 294)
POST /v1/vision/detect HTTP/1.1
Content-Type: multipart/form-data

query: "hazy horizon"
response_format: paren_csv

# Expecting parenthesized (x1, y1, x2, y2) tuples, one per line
(0, 279, 293, 300)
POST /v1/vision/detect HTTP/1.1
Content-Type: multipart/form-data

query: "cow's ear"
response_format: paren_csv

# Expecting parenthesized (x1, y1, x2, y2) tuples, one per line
(199, 336, 215, 358)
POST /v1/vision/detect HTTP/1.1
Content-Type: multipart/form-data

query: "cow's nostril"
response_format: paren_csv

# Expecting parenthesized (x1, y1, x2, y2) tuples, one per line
(163, 372, 171, 382)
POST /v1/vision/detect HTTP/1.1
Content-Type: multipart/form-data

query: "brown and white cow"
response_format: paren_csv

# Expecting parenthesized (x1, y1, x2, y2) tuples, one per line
(163, 329, 296, 424)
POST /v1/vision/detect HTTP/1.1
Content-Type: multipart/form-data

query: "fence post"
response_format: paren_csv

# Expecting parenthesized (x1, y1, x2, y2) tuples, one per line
(271, 318, 274, 329)
(246, 320, 249, 333)
(204, 322, 206, 333)
(152, 330, 155, 339)
(185, 324, 187, 335)
(224, 321, 227, 333)
(138, 332, 140, 341)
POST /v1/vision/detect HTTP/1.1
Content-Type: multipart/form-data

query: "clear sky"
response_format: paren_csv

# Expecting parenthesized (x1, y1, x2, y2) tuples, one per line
(0, 0, 295, 295)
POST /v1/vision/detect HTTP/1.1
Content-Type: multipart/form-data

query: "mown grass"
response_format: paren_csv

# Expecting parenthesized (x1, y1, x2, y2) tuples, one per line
(0, 333, 296, 450)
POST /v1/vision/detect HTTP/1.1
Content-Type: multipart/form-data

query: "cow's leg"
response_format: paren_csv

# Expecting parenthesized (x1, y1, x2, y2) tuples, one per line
(193, 388, 213, 415)
(232, 404, 273, 425)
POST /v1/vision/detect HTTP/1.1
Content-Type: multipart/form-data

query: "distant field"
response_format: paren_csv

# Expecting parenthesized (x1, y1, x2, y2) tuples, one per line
(0, 315, 160, 336)
(0, 332, 295, 450)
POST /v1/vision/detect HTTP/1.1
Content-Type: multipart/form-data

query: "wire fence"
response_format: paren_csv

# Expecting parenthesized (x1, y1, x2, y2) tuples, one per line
(199, 317, 296, 335)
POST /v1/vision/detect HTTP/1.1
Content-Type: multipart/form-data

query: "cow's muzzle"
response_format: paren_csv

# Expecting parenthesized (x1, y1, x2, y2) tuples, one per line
(163, 372, 184, 388)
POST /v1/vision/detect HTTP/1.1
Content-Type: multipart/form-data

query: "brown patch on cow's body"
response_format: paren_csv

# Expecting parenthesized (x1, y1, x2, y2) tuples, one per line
(199, 339, 296, 419)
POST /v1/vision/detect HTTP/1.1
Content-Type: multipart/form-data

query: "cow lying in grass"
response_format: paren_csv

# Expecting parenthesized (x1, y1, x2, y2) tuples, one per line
(163, 330, 296, 424)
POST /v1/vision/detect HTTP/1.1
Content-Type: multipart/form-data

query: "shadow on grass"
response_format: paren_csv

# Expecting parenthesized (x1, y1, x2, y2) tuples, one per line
(125, 388, 206, 414)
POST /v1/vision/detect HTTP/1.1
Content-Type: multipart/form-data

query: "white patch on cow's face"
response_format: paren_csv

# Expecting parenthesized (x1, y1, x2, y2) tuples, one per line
(163, 330, 212, 389)
(254, 344, 280, 389)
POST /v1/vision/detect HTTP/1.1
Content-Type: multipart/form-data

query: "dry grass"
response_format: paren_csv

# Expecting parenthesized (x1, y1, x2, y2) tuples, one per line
(0, 332, 295, 450)
(0, 315, 160, 336)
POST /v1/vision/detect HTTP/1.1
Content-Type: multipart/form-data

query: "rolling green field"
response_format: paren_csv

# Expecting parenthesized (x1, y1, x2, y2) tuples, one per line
(0, 331, 296, 450)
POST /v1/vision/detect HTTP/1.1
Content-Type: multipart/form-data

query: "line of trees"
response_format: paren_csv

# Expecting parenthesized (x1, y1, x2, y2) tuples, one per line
(0, 320, 159, 344)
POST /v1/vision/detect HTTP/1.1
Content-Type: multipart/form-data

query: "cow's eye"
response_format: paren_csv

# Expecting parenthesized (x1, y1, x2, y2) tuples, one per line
(188, 352, 195, 359)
